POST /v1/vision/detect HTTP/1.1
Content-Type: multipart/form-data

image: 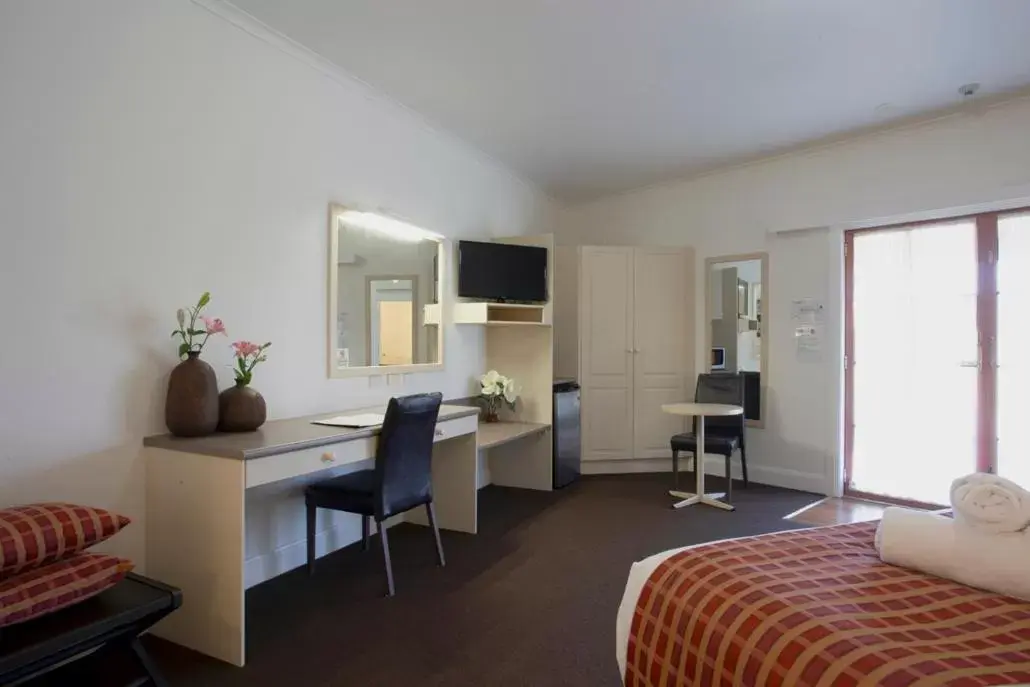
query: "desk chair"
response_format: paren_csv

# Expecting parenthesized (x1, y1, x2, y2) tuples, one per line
(669, 374, 748, 502)
(305, 392, 445, 597)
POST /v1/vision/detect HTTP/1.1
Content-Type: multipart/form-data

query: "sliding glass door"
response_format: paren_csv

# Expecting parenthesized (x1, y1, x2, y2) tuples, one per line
(845, 208, 1028, 505)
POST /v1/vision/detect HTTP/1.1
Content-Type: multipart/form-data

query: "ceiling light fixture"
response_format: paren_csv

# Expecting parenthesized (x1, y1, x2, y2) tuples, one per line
(339, 210, 443, 243)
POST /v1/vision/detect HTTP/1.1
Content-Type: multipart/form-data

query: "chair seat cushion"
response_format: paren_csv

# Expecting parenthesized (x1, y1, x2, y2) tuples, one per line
(305, 470, 377, 516)
(670, 432, 740, 456)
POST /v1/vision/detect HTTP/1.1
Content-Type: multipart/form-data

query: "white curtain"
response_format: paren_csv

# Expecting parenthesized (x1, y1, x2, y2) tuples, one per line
(851, 221, 977, 504)
(998, 213, 1030, 488)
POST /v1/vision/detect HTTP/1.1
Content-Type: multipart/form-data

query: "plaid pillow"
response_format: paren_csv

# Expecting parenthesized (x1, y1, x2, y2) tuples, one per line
(0, 552, 133, 627)
(0, 503, 130, 576)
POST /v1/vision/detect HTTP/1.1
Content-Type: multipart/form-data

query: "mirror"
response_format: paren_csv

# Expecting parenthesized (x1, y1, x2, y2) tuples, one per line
(705, 252, 768, 426)
(327, 204, 444, 377)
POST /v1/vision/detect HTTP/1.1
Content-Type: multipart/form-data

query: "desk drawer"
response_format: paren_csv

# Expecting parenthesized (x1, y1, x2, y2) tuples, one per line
(434, 414, 478, 443)
(246, 439, 374, 489)
(244, 415, 477, 489)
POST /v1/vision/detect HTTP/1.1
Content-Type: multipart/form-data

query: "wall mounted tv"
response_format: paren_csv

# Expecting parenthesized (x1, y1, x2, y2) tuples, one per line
(457, 240, 548, 303)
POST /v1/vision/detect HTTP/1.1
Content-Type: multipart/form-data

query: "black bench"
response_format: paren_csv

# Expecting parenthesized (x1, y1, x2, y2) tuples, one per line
(0, 573, 182, 687)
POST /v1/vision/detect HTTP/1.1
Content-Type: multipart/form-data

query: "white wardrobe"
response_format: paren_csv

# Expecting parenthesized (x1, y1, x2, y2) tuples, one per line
(555, 246, 696, 471)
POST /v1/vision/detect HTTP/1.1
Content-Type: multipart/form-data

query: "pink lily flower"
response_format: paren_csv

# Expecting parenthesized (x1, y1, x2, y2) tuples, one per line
(202, 317, 226, 335)
(233, 340, 261, 358)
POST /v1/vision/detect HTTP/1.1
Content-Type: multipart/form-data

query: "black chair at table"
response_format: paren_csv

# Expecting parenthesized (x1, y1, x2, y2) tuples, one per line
(305, 392, 445, 597)
(669, 373, 748, 502)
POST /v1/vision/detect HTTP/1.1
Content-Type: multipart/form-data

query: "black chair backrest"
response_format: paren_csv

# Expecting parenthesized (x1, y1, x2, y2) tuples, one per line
(694, 373, 745, 434)
(374, 392, 443, 519)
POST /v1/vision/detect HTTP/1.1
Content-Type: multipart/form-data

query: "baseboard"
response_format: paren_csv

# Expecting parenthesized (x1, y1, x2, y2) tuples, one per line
(581, 457, 825, 494)
(245, 453, 490, 587)
(736, 464, 825, 494)
(244, 514, 403, 589)
(581, 458, 672, 475)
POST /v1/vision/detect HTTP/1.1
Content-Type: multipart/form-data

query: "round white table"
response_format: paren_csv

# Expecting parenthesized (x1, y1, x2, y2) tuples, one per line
(661, 402, 744, 511)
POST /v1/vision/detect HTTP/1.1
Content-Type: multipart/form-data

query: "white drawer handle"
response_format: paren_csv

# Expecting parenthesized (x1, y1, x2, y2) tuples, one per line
(435, 429, 444, 437)
(321, 452, 336, 463)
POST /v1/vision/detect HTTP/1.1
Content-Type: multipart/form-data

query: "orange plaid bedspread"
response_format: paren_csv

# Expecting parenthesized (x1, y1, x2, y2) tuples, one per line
(625, 522, 1030, 687)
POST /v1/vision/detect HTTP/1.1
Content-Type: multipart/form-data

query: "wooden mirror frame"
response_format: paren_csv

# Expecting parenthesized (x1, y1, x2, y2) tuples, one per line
(327, 203, 445, 378)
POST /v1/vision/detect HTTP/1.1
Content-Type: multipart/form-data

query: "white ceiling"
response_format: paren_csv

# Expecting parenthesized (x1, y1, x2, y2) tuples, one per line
(230, 0, 1030, 200)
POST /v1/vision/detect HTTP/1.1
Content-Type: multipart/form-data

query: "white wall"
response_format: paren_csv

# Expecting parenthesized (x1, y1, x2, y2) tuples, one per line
(558, 96, 1030, 495)
(0, 0, 553, 574)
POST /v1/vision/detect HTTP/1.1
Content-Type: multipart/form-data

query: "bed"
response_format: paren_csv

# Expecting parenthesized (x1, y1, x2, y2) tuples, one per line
(616, 522, 1030, 686)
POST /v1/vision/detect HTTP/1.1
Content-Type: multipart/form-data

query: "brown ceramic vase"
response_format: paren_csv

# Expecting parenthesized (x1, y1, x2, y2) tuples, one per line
(165, 351, 219, 437)
(218, 383, 267, 433)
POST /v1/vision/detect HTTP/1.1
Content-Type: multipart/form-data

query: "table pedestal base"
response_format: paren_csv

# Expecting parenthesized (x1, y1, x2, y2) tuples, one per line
(669, 490, 735, 511)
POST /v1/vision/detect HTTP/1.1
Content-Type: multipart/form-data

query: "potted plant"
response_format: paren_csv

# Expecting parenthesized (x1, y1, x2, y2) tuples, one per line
(165, 292, 225, 437)
(477, 370, 518, 423)
(218, 340, 272, 432)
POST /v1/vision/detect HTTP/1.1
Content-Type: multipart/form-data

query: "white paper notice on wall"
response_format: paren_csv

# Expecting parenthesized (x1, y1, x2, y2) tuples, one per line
(795, 324, 823, 361)
(791, 298, 825, 324)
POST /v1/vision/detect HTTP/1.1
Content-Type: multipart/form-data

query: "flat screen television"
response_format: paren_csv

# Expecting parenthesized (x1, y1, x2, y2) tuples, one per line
(457, 240, 548, 303)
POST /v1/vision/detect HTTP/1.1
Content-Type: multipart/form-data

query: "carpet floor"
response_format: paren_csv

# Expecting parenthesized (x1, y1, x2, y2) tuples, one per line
(32, 474, 818, 687)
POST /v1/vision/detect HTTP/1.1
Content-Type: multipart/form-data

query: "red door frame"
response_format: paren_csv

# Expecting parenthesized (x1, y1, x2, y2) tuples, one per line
(976, 214, 998, 474)
(843, 231, 856, 496)
(842, 207, 1027, 503)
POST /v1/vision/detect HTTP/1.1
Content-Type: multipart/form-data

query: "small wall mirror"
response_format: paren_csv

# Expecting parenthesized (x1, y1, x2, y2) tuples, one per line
(328, 204, 444, 377)
(705, 252, 768, 426)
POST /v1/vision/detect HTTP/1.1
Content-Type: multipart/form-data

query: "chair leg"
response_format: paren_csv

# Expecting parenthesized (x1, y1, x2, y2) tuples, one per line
(740, 444, 749, 488)
(306, 503, 316, 577)
(425, 502, 446, 567)
(379, 520, 395, 597)
(362, 516, 370, 552)
(725, 453, 732, 503)
(691, 450, 698, 486)
(671, 449, 679, 490)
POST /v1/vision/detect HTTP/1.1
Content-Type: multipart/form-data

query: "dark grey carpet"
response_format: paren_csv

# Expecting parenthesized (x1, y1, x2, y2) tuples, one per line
(33, 474, 818, 687)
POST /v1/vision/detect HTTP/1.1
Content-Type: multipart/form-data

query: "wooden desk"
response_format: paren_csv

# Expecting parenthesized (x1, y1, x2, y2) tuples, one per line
(477, 421, 549, 449)
(143, 406, 552, 667)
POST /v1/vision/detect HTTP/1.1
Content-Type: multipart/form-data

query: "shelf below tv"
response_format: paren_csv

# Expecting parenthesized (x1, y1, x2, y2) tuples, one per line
(453, 301, 550, 326)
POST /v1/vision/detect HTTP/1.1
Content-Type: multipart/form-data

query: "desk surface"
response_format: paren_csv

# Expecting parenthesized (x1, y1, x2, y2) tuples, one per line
(143, 404, 480, 460)
(477, 421, 549, 449)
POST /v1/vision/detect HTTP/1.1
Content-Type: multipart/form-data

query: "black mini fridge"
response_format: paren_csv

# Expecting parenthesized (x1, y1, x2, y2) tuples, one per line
(552, 379, 581, 488)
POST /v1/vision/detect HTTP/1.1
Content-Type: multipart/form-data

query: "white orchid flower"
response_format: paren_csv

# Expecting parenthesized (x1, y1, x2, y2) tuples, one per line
(481, 382, 499, 396)
(503, 379, 519, 404)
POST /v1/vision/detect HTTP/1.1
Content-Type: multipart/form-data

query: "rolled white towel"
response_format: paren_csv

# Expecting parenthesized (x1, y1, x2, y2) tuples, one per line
(950, 473, 1030, 534)
(875, 506, 1030, 602)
